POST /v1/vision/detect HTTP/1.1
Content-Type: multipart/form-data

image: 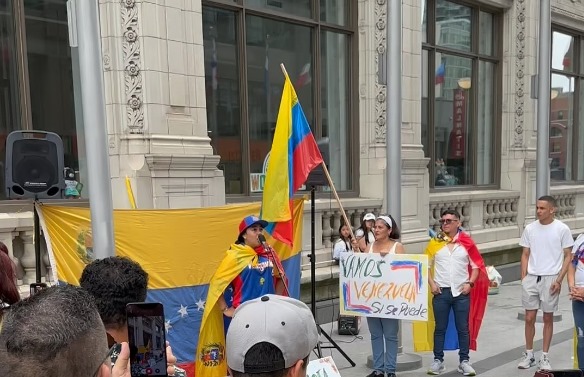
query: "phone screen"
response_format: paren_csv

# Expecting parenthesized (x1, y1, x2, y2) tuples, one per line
(126, 303, 168, 377)
(29, 283, 47, 296)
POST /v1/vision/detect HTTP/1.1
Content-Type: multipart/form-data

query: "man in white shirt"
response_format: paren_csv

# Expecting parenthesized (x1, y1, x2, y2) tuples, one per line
(518, 195, 574, 371)
(427, 209, 485, 376)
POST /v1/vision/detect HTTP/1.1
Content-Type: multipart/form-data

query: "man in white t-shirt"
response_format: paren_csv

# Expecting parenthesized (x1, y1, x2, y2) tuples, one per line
(517, 195, 574, 371)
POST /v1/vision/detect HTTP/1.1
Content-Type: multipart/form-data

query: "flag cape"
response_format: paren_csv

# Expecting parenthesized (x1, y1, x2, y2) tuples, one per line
(412, 231, 489, 351)
(261, 73, 322, 245)
(37, 199, 304, 377)
(195, 243, 256, 377)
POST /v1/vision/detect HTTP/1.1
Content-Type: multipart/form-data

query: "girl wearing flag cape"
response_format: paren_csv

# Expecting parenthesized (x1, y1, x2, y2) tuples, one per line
(412, 209, 489, 376)
(196, 215, 288, 377)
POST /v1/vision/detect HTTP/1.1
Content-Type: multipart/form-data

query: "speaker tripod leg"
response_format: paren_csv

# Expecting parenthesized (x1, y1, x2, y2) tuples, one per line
(317, 324, 356, 367)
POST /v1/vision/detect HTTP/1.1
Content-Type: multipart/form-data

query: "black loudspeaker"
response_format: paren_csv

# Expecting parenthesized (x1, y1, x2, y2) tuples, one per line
(337, 315, 360, 335)
(305, 137, 330, 187)
(5, 131, 65, 199)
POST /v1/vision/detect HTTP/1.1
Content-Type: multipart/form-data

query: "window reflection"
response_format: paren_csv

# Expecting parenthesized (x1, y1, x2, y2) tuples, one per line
(321, 31, 350, 190)
(477, 61, 494, 185)
(552, 32, 575, 73)
(0, 2, 19, 199)
(434, 54, 472, 186)
(245, 15, 312, 189)
(203, 8, 242, 194)
(246, 0, 311, 19)
(550, 74, 575, 181)
(436, 0, 471, 52)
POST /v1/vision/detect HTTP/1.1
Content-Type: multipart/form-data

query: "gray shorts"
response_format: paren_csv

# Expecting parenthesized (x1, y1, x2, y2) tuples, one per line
(521, 274, 559, 313)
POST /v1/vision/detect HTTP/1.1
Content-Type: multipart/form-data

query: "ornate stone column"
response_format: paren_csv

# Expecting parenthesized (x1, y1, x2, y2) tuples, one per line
(19, 231, 39, 284)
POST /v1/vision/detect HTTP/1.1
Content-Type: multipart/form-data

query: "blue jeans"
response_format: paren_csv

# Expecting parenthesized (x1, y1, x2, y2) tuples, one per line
(432, 288, 470, 362)
(573, 300, 584, 371)
(367, 317, 399, 373)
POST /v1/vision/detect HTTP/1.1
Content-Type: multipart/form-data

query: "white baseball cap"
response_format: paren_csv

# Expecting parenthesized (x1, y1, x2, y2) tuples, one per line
(226, 295, 319, 373)
(363, 213, 376, 221)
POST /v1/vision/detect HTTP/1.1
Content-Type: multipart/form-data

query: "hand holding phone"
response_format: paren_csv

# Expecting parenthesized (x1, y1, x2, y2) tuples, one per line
(126, 303, 168, 377)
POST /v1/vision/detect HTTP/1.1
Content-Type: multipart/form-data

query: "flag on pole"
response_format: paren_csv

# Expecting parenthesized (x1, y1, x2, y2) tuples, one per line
(261, 70, 323, 245)
(435, 62, 445, 85)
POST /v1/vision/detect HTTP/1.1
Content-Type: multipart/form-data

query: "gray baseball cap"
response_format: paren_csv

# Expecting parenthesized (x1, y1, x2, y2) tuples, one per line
(226, 294, 319, 373)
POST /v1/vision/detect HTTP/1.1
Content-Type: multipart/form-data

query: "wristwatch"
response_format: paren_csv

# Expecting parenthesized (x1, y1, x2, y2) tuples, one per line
(465, 281, 475, 288)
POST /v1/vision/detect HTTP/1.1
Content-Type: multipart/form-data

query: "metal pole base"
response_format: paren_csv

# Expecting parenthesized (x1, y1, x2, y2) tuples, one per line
(366, 352, 423, 372)
(517, 310, 562, 323)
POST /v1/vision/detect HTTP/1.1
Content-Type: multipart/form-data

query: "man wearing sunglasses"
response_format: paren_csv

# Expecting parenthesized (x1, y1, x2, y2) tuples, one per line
(427, 209, 489, 376)
(0, 285, 131, 377)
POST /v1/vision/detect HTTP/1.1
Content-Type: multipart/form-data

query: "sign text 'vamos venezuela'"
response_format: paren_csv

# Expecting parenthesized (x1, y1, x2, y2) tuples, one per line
(339, 253, 429, 321)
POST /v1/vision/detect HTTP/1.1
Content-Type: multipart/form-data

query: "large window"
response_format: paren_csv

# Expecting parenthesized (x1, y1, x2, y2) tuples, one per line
(203, 0, 355, 196)
(421, 0, 500, 188)
(0, 0, 82, 200)
(550, 29, 584, 182)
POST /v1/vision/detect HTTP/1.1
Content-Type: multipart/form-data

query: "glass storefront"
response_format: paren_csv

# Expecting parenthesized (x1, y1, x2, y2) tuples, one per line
(421, 0, 500, 188)
(0, 0, 82, 199)
(203, 1, 355, 196)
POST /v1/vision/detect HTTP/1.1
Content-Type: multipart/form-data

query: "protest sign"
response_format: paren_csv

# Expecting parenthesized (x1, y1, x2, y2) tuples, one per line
(306, 356, 341, 377)
(339, 253, 428, 320)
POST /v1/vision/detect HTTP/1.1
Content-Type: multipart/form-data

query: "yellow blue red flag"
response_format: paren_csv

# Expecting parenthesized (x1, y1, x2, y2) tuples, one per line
(261, 72, 322, 245)
(37, 199, 305, 377)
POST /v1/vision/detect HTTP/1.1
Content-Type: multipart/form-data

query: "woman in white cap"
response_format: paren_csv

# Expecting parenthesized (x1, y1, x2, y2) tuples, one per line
(366, 214, 404, 377)
(355, 213, 376, 252)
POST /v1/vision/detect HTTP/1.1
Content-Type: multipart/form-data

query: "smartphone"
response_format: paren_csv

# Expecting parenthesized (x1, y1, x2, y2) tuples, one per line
(126, 303, 168, 377)
(29, 283, 47, 296)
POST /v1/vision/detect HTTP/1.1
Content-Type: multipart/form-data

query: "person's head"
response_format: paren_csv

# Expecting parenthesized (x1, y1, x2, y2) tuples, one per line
(536, 195, 557, 223)
(361, 213, 376, 231)
(440, 209, 461, 236)
(226, 295, 319, 377)
(237, 216, 268, 248)
(80, 256, 148, 339)
(374, 215, 400, 240)
(0, 285, 112, 377)
(338, 223, 351, 241)
(0, 242, 19, 318)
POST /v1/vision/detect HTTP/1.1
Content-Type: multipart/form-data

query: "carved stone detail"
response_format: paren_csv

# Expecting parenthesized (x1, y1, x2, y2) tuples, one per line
(121, 0, 144, 134)
(374, 0, 387, 143)
(513, 0, 526, 146)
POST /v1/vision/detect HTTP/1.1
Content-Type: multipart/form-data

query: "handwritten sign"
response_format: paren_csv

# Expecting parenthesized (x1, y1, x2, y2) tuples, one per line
(339, 253, 429, 320)
(306, 356, 341, 377)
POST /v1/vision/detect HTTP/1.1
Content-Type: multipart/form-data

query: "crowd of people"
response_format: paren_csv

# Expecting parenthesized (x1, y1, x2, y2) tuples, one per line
(1, 195, 584, 377)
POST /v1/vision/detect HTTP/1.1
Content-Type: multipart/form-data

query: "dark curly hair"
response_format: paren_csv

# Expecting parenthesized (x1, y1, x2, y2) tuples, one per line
(79, 256, 148, 328)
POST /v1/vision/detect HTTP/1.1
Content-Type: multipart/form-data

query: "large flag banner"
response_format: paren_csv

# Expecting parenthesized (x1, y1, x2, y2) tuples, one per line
(37, 199, 305, 377)
(339, 253, 429, 320)
(261, 71, 322, 245)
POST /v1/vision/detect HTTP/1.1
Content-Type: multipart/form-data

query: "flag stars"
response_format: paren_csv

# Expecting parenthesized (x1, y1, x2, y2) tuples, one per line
(165, 320, 172, 333)
(178, 304, 188, 318)
(195, 299, 206, 312)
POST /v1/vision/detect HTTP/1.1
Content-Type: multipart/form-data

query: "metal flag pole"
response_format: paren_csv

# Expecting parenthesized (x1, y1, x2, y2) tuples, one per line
(536, 0, 551, 198)
(69, 0, 115, 259)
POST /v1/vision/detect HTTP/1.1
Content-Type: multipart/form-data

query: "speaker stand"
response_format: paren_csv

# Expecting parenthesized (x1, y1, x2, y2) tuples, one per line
(309, 186, 355, 367)
(33, 200, 42, 284)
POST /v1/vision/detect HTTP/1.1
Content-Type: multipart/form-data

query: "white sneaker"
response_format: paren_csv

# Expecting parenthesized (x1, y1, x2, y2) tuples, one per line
(457, 360, 476, 376)
(538, 354, 551, 370)
(517, 352, 535, 369)
(428, 359, 445, 375)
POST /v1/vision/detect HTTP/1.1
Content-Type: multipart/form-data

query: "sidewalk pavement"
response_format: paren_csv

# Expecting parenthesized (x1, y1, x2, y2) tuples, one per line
(313, 280, 577, 377)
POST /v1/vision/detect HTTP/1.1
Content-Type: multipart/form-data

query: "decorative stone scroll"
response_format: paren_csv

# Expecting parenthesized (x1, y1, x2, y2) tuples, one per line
(121, 0, 144, 133)
(513, 0, 526, 146)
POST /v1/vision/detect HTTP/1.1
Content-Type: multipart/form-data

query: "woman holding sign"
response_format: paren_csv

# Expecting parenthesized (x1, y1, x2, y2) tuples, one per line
(365, 215, 404, 377)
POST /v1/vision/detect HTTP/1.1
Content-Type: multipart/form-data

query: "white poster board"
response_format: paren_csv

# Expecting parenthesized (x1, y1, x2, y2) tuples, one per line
(339, 253, 429, 320)
(306, 356, 341, 377)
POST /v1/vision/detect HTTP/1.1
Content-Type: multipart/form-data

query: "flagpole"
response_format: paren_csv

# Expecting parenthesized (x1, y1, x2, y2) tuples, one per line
(279, 63, 354, 239)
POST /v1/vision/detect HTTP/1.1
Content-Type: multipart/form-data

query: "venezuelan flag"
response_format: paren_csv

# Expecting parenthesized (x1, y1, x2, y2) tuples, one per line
(37, 200, 304, 377)
(261, 71, 322, 245)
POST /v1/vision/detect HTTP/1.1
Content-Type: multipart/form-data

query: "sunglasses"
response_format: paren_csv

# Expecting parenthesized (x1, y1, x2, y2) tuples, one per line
(92, 344, 117, 377)
(439, 218, 458, 225)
